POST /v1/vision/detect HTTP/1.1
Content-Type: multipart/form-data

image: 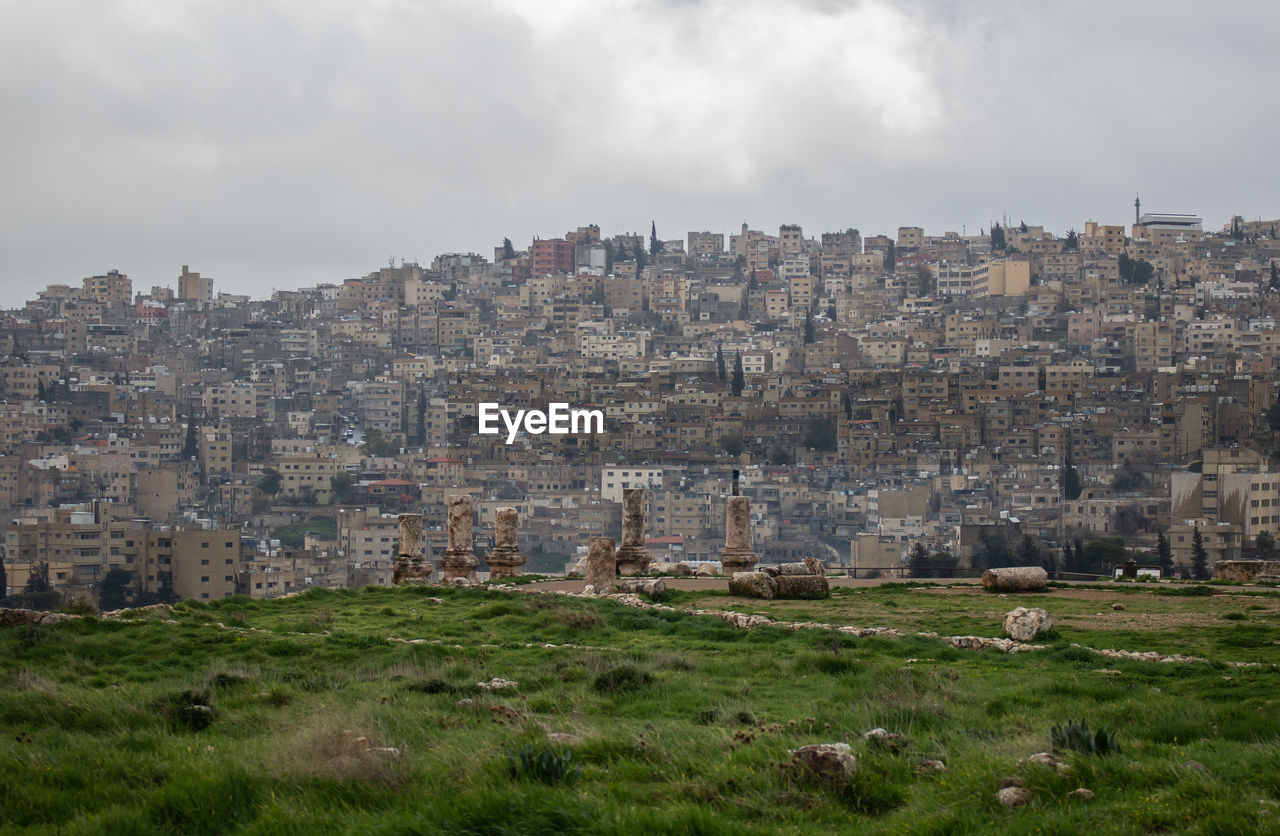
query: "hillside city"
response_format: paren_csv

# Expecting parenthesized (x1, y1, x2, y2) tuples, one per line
(4, 206, 1280, 607)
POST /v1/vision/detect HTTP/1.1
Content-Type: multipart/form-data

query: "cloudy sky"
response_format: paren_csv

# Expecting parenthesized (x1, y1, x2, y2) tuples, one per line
(2, 0, 1277, 307)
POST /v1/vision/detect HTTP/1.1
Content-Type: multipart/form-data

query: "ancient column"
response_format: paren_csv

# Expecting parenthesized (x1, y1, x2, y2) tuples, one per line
(614, 488, 651, 576)
(393, 513, 431, 584)
(486, 507, 527, 580)
(584, 536, 617, 593)
(440, 495, 479, 582)
(720, 495, 758, 575)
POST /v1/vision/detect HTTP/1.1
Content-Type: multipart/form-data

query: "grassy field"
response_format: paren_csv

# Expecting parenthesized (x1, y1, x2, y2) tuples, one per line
(3, 582, 1280, 834)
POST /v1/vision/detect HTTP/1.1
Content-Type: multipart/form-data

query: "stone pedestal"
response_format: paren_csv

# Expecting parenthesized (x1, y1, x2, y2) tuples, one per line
(486, 507, 527, 580)
(720, 495, 758, 575)
(393, 513, 432, 584)
(584, 536, 617, 593)
(614, 488, 651, 576)
(440, 496, 479, 582)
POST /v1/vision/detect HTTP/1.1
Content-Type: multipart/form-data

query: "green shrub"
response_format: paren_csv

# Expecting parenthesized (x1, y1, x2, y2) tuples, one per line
(507, 744, 581, 785)
(591, 664, 654, 695)
(1050, 719, 1120, 756)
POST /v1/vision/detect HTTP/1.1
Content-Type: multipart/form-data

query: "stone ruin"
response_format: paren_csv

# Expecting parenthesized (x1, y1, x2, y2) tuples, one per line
(981, 566, 1048, 593)
(729, 556, 829, 600)
(614, 488, 652, 576)
(583, 536, 616, 594)
(486, 507, 527, 580)
(719, 495, 758, 575)
(392, 513, 432, 584)
(439, 496, 479, 583)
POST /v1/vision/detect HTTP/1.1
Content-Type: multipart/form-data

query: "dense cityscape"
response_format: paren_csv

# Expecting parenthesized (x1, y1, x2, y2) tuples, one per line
(3, 206, 1279, 609)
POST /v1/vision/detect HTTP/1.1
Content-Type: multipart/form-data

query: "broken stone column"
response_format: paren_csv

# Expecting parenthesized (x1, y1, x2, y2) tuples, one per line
(440, 495, 479, 582)
(584, 536, 616, 593)
(615, 488, 651, 576)
(486, 507, 527, 580)
(981, 566, 1048, 592)
(393, 513, 431, 584)
(720, 495, 758, 575)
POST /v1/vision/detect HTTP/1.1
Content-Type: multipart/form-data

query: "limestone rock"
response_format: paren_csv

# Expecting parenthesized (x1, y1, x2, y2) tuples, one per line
(728, 571, 777, 599)
(791, 743, 856, 779)
(673, 562, 695, 577)
(616, 578, 667, 596)
(1112, 603, 1126, 611)
(775, 574, 830, 599)
(997, 786, 1031, 807)
(981, 566, 1048, 593)
(1003, 607, 1054, 642)
(1019, 751, 1069, 772)
(1068, 788, 1095, 801)
(695, 563, 719, 577)
(584, 537, 617, 592)
(916, 759, 947, 773)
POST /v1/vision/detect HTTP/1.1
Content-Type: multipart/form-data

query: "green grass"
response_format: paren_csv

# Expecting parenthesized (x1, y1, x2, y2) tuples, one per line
(3, 584, 1280, 833)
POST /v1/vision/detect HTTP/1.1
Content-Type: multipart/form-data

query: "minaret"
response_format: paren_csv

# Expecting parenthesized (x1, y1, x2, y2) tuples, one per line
(1134, 195, 1141, 225)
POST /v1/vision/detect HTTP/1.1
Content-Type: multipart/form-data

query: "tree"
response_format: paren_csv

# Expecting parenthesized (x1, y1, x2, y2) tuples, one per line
(916, 264, 933, 297)
(803, 311, 815, 344)
(0, 550, 6, 598)
(1190, 525, 1210, 580)
(803, 417, 837, 451)
(98, 568, 132, 611)
(257, 468, 283, 496)
(907, 542, 930, 577)
(633, 241, 647, 271)
(1063, 458, 1083, 501)
(1257, 531, 1277, 559)
(842, 391, 852, 420)
(719, 432, 745, 457)
(1111, 505, 1148, 536)
(413, 390, 427, 447)
(990, 222, 1006, 252)
(1156, 530, 1174, 576)
(883, 241, 896, 272)
(1015, 534, 1041, 567)
(716, 344, 726, 383)
(649, 221, 661, 257)
(37, 378, 48, 402)
(502, 237, 516, 260)
(1132, 259, 1155, 285)
(330, 473, 355, 504)
(976, 530, 1013, 570)
(21, 560, 59, 610)
(361, 429, 398, 458)
(1112, 461, 1145, 492)
(1062, 228, 1079, 252)
(182, 418, 199, 460)
(1270, 260, 1280, 292)
(731, 352, 745, 397)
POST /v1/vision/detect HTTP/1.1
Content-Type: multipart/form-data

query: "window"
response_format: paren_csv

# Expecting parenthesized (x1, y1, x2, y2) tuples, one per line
(201, 576, 209, 583)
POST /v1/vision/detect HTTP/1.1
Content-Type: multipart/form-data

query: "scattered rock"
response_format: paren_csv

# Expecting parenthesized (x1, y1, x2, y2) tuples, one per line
(982, 566, 1048, 593)
(1003, 607, 1054, 642)
(545, 732, 582, 745)
(1184, 759, 1208, 774)
(0, 608, 81, 626)
(616, 578, 667, 596)
(454, 698, 476, 708)
(476, 677, 518, 691)
(1019, 751, 1069, 772)
(1112, 603, 1126, 611)
(997, 786, 1031, 807)
(863, 728, 904, 751)
(728, 571, 778, 600)
(695, 563, 719, 577)
(774, 574, 830, 599)
(673, 562, 695, 577)
(1068, 788, 1095, 801)
(916, 759, 947, 773)
(999, 776, 1022, 789)
(791, 743, 856, 779)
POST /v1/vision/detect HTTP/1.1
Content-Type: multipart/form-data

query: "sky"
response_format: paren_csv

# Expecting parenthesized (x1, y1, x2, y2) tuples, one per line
(2, 0, 1278, 309)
